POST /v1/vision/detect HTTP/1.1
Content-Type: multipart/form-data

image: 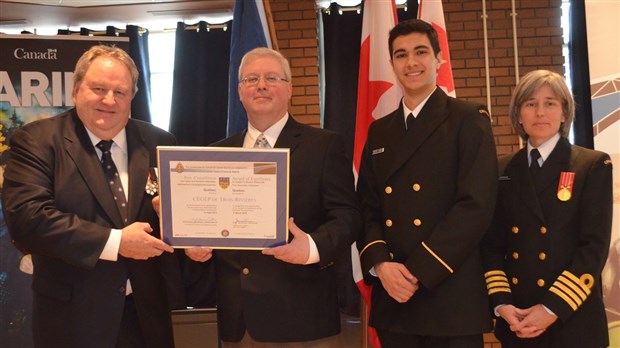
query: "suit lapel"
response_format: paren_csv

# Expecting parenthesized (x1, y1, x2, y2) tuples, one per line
(126, 120, 150, 223)
(385, 89, 450, 178)
(533, 137, 571, 194)
(64, 112, 124, 226)
(273, 116, 302, 153)
(508, 148, 545, 222)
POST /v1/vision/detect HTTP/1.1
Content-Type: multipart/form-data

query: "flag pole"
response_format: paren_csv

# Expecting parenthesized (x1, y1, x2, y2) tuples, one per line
(262, 0, 279, 50)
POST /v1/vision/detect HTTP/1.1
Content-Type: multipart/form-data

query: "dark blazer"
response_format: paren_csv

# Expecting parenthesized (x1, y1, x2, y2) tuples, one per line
(212, 116, 361, 342)
(482, 137, 612, 347)
(1, 109, 176, 347)
(357, 88, 498, 335)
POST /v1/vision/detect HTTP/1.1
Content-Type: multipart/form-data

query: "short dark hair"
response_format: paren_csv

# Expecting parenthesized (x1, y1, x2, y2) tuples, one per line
(388, 19, 440, 60)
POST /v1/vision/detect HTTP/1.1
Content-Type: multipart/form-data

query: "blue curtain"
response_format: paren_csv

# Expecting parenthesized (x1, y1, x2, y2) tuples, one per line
(168, 21, 231, 146)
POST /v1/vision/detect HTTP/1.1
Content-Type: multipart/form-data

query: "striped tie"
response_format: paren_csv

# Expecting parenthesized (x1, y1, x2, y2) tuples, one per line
(96, 140, 128, 225)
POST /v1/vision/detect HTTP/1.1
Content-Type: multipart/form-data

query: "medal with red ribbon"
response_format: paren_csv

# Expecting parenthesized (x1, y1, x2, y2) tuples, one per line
(557, 171, 575, 201)
(145, 167, 158, 196)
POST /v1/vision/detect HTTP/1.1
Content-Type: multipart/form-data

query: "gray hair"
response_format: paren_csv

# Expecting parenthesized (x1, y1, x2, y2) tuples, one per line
(509, 69, 574, 140)
(238, 47, 292, 81)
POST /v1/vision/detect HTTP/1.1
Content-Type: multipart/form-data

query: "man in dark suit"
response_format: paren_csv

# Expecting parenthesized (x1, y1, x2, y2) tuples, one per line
(1, 45, 176, 347)
(182, 47, 361, 346)
(356, 19, 498, 347)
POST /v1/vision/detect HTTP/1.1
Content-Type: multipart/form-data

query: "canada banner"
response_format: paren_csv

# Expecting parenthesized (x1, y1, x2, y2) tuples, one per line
(352, 1, 454, 346)
(0, 34, 129, 346)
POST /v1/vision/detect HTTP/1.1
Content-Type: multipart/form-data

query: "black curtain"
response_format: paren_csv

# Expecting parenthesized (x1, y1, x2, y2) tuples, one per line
(321, 1, 418, 162)
(124, 25, 153, 123)
(319, 0, 419, 317)
(568, 0, 594, 149)
(56, 25, 154, 123)
(320, 4, 363, 164)
(168, 21, 231, 146)
(166, 21, 232, 308)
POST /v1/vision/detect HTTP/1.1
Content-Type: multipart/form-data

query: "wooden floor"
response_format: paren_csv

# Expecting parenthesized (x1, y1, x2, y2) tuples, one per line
(335, 313, 364, 347)
(172, 309, 363, 347)
(172, 309, 502, 347)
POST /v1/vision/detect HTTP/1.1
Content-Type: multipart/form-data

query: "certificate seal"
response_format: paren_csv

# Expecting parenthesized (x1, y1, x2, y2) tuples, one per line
(221, 229, 230, 237)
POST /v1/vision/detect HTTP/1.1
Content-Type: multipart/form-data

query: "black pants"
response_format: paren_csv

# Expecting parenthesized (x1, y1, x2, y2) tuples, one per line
(377, 329, 483, 348)
(116, 295, 147, 348)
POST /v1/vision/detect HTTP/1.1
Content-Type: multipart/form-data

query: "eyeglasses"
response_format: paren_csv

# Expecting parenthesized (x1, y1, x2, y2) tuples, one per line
(239, 74, 289, 87)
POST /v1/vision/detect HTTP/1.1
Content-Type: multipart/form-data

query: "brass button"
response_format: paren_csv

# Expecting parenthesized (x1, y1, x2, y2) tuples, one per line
(539, 252, 546, 261)
(512, 252, 519, 260)
(385, 219, 393, 227)
(412, 183, 421, 191)
(385, 186, 392, 194)
(512, 226, 519, 234)
(413, 219, 422, 226)
(537, 279, 545, 287)
(119, 287, 126, 294)
(512, 277, 518, 285)
(242, 268, 250, 275)
(540, 226, 547, 234)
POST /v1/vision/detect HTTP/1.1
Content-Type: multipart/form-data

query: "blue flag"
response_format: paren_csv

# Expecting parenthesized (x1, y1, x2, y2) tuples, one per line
(227, 0, 272, 136)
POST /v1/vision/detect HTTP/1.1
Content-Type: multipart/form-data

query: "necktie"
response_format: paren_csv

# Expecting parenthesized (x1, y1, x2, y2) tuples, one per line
(254, 133, 270, 148)
(530, 148, 541, 177)
(96, 140, 128, 225)
(406, 113, 415, 131)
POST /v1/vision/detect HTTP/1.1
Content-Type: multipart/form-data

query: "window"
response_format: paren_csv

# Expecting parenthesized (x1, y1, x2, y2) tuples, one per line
(148, 31, 176, 131)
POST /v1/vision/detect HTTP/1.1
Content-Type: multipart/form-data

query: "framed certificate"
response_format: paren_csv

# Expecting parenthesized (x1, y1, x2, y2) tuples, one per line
(157, 146, 289, 249)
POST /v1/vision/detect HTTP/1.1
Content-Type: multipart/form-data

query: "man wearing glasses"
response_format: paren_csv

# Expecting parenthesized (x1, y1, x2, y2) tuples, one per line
(183, 47, 362, 347)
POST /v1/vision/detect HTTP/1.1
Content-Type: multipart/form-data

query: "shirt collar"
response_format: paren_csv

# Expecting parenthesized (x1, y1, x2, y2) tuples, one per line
(402, 86, 436, 123)
(245, 113, 289, 148)
(86, 127, 128, 156)
(527, 132, 561, 163)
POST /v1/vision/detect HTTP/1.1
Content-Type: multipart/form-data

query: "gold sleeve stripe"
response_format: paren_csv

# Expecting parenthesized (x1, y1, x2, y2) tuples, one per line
(559, 271, 591, 297)
(549, 286, 578, 311)
(553, 281, 584, 306)
(359, 240, 387, 257)
(485, 275, 509, 284)
(557, 275, 588, 301)
(485, 270, 507, 277)
(487, 281, 511, 291)
(488, 287, 511, 295)
(421, 242, 454, 273)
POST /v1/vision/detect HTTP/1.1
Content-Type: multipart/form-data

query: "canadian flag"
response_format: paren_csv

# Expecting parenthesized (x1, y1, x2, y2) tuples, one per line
(418, 0, 455, 97)
(353, 0, 401, 175)
(352, 1, 400, 347)
(352, 1, 455, 347)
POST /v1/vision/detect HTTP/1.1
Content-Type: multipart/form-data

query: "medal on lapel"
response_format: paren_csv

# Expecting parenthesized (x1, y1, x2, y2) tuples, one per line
(145, 167, 158, 196)
(557, 171, 574, 201)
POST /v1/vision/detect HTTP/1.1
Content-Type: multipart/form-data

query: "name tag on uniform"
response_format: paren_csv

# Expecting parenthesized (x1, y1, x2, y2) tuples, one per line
(499, 175, 511, 181)
(372, 148, 385, 155)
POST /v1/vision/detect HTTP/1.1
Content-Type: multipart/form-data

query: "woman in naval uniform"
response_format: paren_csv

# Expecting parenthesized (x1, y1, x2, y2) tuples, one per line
(481, 69, 613, 348)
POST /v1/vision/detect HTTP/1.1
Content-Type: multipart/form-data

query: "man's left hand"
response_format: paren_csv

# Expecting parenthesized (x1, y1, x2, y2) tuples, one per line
(262, 218, 309, 264)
